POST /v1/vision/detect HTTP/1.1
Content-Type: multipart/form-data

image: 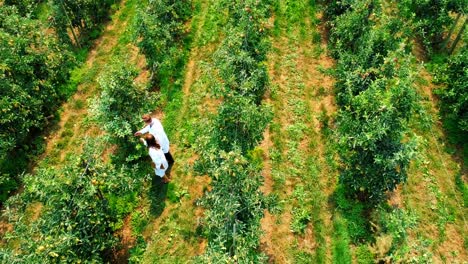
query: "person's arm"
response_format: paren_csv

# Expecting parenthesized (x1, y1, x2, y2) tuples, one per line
(134, 125, 150, 136)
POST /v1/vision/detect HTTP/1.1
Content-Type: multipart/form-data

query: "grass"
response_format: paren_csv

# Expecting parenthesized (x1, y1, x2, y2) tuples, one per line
(137, 0, 221, 261)
(332, 215, 352, 264)
(259, 1, 337, 262)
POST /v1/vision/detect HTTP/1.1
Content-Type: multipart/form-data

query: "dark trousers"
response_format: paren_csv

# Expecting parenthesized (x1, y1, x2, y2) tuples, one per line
(164, 151, 174, 177)
(165, 151, 174, 166)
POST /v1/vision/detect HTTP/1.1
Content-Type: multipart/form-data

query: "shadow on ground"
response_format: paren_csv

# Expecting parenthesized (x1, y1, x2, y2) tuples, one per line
(149, 175, 168, 217)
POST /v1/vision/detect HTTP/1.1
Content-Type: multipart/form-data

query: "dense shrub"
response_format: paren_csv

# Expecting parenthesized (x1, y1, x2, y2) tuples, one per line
(337, 62, 418, 204)
(196, 151, 267, 263)
(3, 0, 41, 16)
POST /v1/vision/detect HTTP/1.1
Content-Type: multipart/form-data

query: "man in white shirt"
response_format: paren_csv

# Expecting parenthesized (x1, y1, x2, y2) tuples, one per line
(134, 114, 175, 176)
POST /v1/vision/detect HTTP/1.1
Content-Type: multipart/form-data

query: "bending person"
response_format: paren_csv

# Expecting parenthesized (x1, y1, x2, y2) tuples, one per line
(134, 114, 175, 176)
(141, 134, 169, 183)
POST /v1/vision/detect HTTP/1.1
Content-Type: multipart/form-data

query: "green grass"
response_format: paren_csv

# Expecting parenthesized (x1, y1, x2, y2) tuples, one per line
(332, 215, 352, 264)
(455, 172, 468, 207)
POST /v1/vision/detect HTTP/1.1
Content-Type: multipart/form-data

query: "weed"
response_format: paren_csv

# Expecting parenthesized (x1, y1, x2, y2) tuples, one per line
(166, 183, 189, 204)
(294, 251, 314, 263)
(355, 245, 374, 264)
(128, 235, 147, 264)
(291, 207, 312, 234)
(455, 171, 468, 207)
(311, 30, 321, 44)
(378, 207, 417, 256)
(247, 147, 265, 170)
(60, 128, 73, 139)
(333, 184, 372, 243)
(72, 99, 85, 110)
(131, 210, 149, 235)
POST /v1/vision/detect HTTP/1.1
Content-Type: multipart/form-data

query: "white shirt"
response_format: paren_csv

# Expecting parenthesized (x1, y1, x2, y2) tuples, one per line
(138, 118, 170, 153)
(149, 147, 168, 177)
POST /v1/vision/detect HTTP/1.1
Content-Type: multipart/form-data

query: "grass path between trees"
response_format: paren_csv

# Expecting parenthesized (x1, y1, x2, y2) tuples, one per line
(139, 0, 224, 261)
(401, 69, 468, 262)
(37, 0, 145, 168)
(259, 1, 338, 262)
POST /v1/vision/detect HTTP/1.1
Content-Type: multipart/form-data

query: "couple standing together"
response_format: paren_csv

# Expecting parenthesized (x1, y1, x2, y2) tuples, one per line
(135, 114, 174, 183)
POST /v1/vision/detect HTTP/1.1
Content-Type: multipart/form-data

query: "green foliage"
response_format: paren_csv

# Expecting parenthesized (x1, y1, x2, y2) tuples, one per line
(291, 207, 312, 234)
(455, 171, 468, 207)
(334, 184, 372, 242)
(326, 0, 419, 205)
(214, 96, 272, 154)
(332, 214, 352, 264)
(51, 0, 116, 45)
(166, 183, 189, 203)
(397, 0, 460, 54)
(194, 1, 272, 262)
(1, 143, 145, 262)
(136, 0, 191, 86)
(355, 245, 374, 264)
(212, 0, 271, 104)
(107, 191, 138, 230)
(328, 0, 378, 58)
(128, 235, 147, 264)
(3, 0, 41, 17)
(0, 5, 73, 200)
(337, 54, 418, 204)
(376, 207, 418, 261)
(213, 28, 269, 103)
(434, 49, 467, 154)
(380, 208, 417, 247)
(196, 151, 268, 263)
(247, 147, 264, 170)
(323, 0, 354, 20)
(89, 60, 158, 158)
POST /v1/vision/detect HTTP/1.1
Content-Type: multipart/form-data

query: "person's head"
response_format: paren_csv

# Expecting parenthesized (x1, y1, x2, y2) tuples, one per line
(144, 134, 160, 149)
(142, 114, 152, 125)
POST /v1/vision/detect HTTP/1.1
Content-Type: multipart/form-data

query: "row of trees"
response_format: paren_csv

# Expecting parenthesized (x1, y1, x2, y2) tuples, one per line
(0, 0, 120, 203)
(0, 5, 73, 201)
(397, 0, 466, 55)
(194, 0, 273, 262)
(51, 0, 118, 47)
(136, 0, 191, 87)
(435, 48, 467, 157)
(325, 0, 419, 205)
(1, 60, 156, 262)
(1, 0, 171, 261)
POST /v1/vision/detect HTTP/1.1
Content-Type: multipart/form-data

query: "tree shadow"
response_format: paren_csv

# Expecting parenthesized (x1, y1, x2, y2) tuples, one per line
(149, 175, 168, 217)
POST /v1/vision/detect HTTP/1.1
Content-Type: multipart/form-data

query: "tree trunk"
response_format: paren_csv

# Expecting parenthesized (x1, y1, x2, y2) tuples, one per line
(60, 0, 81, 48)
(449, 17, 466, 55)
(443, 13, 462, 51)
